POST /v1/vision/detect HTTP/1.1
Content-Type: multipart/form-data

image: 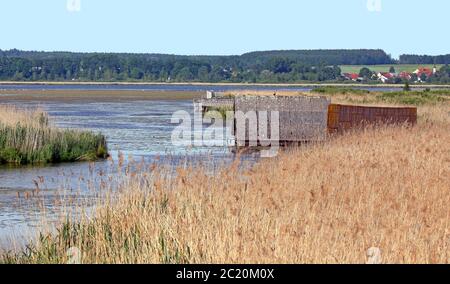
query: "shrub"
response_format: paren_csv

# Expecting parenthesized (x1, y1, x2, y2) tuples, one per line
(312, 86, 371, 95)
(0, 105, 108, 165)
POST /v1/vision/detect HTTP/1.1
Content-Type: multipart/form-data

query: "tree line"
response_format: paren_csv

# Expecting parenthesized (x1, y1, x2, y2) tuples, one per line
(356, 65, 450, 84)
(399, 54, 450, 65)
(0, 49, 448, 83)
(0, 49, 392, 83)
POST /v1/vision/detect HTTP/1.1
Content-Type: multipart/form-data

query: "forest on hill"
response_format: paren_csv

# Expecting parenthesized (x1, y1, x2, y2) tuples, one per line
(399, 54, 450, 65)
(0, 49, 448, 83)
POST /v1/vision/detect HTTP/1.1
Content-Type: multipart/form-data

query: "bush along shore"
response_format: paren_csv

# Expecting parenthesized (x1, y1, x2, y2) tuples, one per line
(311, 86, 450, 105)
(0, 105, 108, 165)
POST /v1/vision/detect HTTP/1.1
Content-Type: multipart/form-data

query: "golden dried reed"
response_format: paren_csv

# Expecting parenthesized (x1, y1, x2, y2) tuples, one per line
(4, 119, 449, 264)
(1, 96, 449, 264)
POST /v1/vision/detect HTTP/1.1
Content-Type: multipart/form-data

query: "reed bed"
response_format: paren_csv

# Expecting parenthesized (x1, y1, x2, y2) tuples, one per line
(226, 87, 450, 106)
(3, 110, 449, 263)
(1, 95, 449, 264)
(311, 87, 450, 106)
(0, 105, 108, 165)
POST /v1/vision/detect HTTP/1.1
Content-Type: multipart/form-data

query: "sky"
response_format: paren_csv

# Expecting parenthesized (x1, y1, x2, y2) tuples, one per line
(0, 0, 448, 58)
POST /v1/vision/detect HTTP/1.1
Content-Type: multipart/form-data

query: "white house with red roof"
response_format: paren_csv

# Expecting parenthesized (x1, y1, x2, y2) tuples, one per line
(413, 67, 436, 81)
(377, 72, 395, 83)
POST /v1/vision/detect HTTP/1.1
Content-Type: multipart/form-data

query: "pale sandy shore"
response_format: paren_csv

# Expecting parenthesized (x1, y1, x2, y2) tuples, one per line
(1, 81, 450, 88)
(1, 81, 449, 102)
(0, 90, 202, 101)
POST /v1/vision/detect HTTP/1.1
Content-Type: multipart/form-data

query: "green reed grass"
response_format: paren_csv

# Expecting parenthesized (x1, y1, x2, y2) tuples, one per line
(376, 90, 449, 105)
(0, 107, 108, 165)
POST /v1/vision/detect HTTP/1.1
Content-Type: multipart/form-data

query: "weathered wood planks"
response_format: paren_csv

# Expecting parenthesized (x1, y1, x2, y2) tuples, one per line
(195, 95, 418, 147)
(234, 95, 330, 146)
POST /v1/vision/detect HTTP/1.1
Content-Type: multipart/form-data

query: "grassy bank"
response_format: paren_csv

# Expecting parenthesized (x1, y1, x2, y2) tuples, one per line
(339, 64, 444, 74)
(311, 86, 371, 96)
(2, 99, 449, 263)
(204, 106, 235, 120)
(0, 105, 108, 165)
(311, 86, 450, 106)
(2, 81, 450, 88)
(0, 90, 202, 102)
(376, 90, 449, 105)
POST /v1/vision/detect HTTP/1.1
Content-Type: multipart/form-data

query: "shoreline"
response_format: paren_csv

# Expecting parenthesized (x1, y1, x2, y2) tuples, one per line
(0, 90, 203, 101)
(1, 81, 450, 88)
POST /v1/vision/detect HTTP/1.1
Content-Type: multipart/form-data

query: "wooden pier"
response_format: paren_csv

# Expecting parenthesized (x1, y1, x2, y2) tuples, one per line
(194, 92, 418, 147)
(193, 97, 234, 112)
(234, 95, 330, 146)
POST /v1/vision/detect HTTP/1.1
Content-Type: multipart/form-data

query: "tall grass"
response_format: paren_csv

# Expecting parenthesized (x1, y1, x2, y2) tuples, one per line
(3, 113, 449, 263)
(311, 86, 371, 96)
(376, 90, 449, 105)
(1, 97, 449, 264)
(0, 105, 108, 165)
(310, 87, 450, 106)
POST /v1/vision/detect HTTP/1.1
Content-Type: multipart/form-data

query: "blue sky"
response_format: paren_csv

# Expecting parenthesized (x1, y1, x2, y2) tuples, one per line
(0, 0, 448, 58)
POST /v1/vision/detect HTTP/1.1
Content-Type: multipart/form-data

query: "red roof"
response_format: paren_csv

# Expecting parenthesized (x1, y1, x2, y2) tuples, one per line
(381, 72, 394, 79)
(416, 68, 433, 77)
(343, 73, 359, 80)
(399, 72, 412, 79)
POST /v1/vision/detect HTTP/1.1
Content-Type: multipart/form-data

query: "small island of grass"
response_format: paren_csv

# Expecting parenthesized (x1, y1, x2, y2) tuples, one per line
(0, 105, 108, 165)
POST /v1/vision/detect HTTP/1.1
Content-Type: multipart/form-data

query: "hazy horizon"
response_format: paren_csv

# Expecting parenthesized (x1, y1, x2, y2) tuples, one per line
(1, 0, 449, 59)
(1, 48, 447, 61)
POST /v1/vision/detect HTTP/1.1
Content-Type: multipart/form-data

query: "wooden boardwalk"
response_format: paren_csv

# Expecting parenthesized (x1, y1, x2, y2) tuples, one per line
(193, 97, 234, 112)
(194, 94, 418, 146)
(234, 95, 330, 146)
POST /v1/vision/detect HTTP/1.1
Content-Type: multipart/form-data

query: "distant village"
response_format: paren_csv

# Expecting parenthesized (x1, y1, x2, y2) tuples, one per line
(342, 66, 439, 83)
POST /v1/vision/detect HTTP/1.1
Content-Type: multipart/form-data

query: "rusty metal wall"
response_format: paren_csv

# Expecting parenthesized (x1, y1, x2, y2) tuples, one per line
(234, 95, 330, 145)
(327, 104, 417, 133)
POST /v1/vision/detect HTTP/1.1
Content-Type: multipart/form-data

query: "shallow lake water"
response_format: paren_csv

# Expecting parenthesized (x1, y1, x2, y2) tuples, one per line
(0, 83, 413, 93)
(0, 94, 255, 250)
(0, 83, 425, 250)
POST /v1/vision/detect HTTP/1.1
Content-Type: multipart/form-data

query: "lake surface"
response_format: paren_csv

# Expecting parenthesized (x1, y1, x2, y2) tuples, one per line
(0, 82, 438, 250)
(0, 83, 413, 93)
(0, 91, 256, 250)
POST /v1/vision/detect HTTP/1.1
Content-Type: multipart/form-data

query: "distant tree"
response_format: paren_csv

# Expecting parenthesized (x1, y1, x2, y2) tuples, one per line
(260, 70, 274, 82)
(389, 66, 396, 73)
(420, 73, 428, 82)
(318, 66, 340, 81)
(197, 66, 210, 81)
(269, 57, 292, 74)
(1, 49, 448, 83)
(332, 65, 342, 77)
(130, 67, 144, 80)
(440, 64, 450, 76)
(359, 67, 372, 79)
(175, 67, 194, 81)
(399, 54, 450, 64)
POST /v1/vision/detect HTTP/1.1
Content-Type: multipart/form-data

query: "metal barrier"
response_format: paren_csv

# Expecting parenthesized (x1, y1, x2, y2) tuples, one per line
(327, 104, 417, 133)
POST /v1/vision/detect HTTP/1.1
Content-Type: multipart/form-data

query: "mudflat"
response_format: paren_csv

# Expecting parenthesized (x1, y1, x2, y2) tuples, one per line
(0, 89, 202, 102)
